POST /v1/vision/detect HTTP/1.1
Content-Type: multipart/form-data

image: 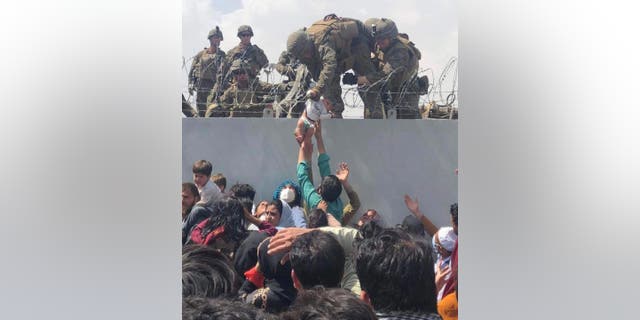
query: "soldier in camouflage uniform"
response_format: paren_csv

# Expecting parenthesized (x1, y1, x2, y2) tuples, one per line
(212, 25, 269, 100)
(188, 26, 225, 117)
(206, 60, 290, 118)
(274, 50, 310, 117)
(364, 18, 421, 119)
(286, 14, 382, 118)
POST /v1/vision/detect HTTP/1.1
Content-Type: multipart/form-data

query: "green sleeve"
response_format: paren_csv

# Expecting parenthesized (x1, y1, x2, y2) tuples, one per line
(297, 161, 322, 209)
(317, 152, 331, 178)
(315, 44, 337, 94)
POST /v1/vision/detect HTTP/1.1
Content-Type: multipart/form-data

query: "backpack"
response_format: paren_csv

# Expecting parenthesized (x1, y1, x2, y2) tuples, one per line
(307, 15, 360, 53)
(188, 218, 226, 245)
(397, 36, 422, 61)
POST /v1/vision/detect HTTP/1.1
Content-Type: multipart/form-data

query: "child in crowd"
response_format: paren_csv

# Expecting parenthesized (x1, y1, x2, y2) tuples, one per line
(192, 160, 222, 208)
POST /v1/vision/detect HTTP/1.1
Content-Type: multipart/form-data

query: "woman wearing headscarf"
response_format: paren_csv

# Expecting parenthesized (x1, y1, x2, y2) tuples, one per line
(273, 179, 307, 228)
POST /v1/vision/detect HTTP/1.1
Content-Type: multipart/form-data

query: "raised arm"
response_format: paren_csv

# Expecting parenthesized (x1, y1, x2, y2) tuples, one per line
(336, 162, 360, 225)
(403, 194, 439, 237)
(314, 119, 326, 155)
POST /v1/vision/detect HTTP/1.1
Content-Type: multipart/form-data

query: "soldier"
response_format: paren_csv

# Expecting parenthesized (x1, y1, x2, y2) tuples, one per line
(274, 50, 310, 117)
(286, 14, 382, 118)
(213, 25, 269, 98)
(275, 50, 299, 81)
(206, 60, 290, 118)
(364, 18, 422, 119)
(188, 26, 225, 117)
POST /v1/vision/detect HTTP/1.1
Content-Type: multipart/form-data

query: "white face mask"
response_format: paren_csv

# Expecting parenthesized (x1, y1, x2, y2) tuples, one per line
(279, 188, 296, 203)
(258, 213, 267, 222)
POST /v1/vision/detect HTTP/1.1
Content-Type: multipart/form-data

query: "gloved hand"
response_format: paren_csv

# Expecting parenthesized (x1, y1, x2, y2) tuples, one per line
(341, 72, 358, 85)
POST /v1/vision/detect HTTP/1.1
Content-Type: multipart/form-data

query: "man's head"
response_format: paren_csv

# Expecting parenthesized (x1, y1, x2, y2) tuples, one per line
(183, 296, 275, 320)
(229, 60, 250, 86)
(257, 200, 283, 226)
(289, 230, 345, 290)
(207, 26, 223, 47)
(363, 17, 381, 46)
(355, 228, 437, 313)
(450, 202, 458, 234)
(357, 209, 380, 227)
(433, 226, 457, 259)
(401, 214, 425, 238)
(282, 287, 377, 320)
(373, 18, 398, 50)
(317, 175, 342, 202)
(211, 173, 227, 193)
(229, 183, 256, 201)
(192, 160, 213, 188)
(182, 182, 200, 218)
(237, 25, 253, 45)
(287, 29, 314, 62)
(307, 208, 329, 228)
(182, 244, 240, 299)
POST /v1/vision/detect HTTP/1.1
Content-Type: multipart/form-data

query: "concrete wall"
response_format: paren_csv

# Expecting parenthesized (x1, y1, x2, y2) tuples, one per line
(183, 118, 457, 227)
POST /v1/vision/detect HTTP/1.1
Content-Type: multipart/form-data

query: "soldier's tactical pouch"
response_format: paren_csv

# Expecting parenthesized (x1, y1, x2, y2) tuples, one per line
(397, 36, 422, 60)
(307, 16, 359, 52)
(417, 75, 429, 95)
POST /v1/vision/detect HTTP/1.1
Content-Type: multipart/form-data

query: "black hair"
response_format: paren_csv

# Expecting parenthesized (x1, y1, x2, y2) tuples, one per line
(401, 215, 426, 237)
(230, 183, 256, 201)
(268, 200, 283, 218)
(450, 202, 458, 227)
(183, 297, 277, 320)
(192, 160, 213, 176)
(237, 197, 254, 213)
(202, 197, 247, 246)
(182, 245, 240, 299)
(307, 208, 328, 228)
(289, 230, 345, 289)
(357, 219, 383, 239)
(355, 227, 437, 313)
(318, 175, 342, 202)
(281, 286, 377, 320)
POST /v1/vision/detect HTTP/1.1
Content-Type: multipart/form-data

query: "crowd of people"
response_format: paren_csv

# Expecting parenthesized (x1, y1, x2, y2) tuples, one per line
(181, 115, 459, 319)
(183, 14, 430, 120)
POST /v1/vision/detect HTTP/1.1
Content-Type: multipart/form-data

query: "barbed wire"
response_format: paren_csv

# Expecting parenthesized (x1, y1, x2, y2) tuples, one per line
(182, 55, 458, 118)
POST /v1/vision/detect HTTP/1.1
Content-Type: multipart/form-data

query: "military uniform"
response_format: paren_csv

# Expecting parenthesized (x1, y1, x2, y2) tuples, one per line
(275, 50, 298, 80)
(378, 37, 420, 119)
(274, 51, 308, 118)
(287, 16, 381, 118)
(188, 47, 225, 116)
(213, 25, 269, 96)
(206, 80, 287, 118)
(363, 18, 421, 119)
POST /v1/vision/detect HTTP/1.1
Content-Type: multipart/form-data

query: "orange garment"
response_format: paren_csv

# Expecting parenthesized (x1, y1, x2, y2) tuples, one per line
(437, 291, 458, 320)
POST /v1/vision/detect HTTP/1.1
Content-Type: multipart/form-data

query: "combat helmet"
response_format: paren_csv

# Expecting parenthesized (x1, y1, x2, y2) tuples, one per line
(363, 18, 381, 38)
(286, 29, 311, 57)
(237, 25, 254, 37)
(374, 18, 398, 39)
(208, 26, 223, 40)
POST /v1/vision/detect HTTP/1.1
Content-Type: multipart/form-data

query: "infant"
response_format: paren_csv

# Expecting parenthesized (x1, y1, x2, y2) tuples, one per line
(293, 96, 332, 144)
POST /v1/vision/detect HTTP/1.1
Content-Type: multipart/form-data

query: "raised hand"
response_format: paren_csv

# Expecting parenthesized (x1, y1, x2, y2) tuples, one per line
(267, 227, 313, 256)
(404, 194, 420, 214)
(335, 162, 349, 182)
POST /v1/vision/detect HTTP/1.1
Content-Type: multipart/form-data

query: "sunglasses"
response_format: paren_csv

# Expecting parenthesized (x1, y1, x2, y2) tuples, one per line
(239, 33, 252, 37)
